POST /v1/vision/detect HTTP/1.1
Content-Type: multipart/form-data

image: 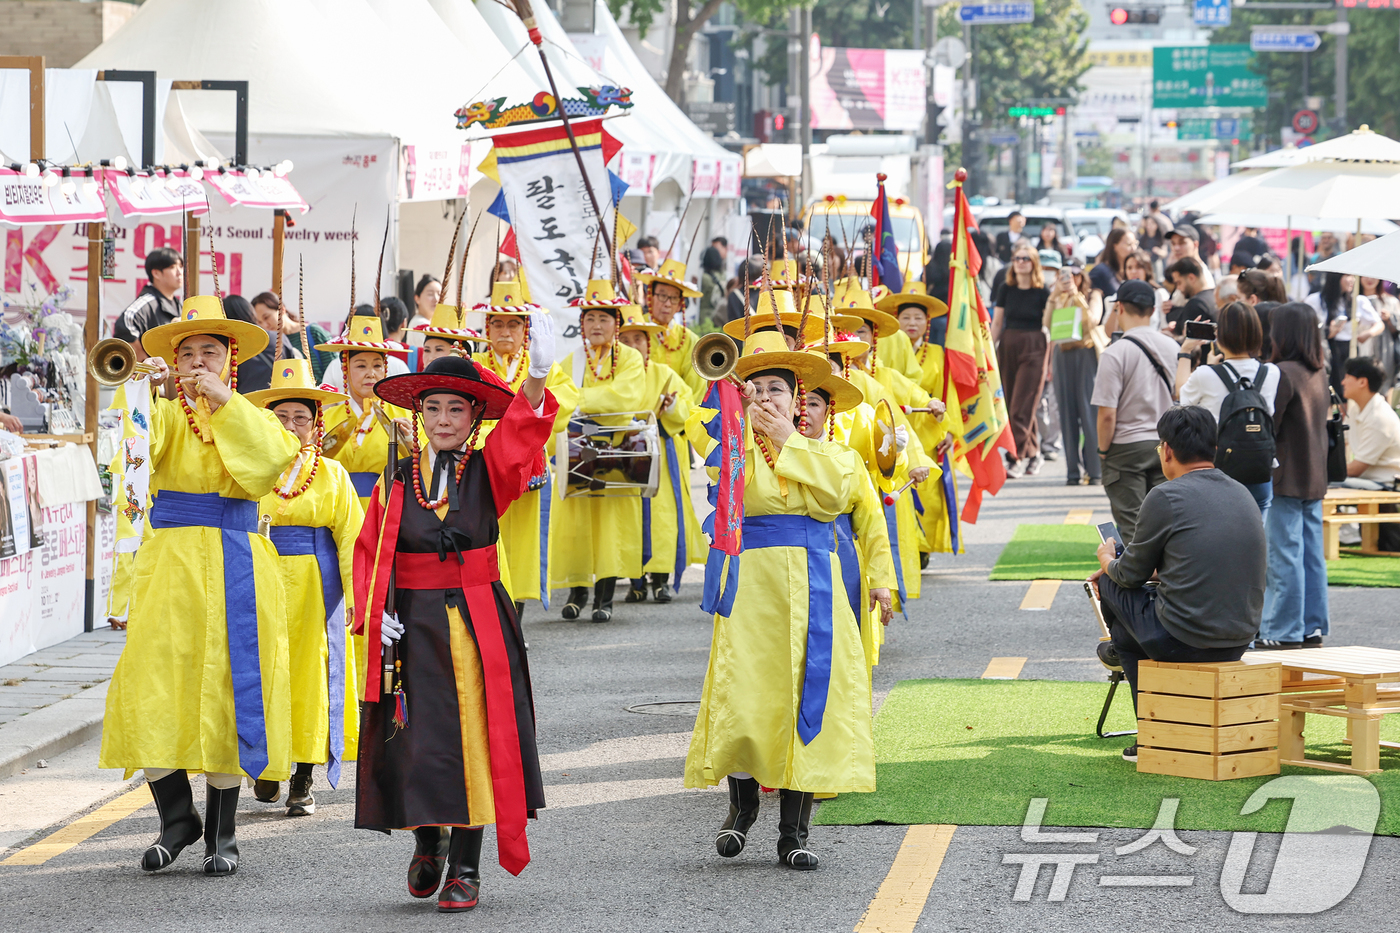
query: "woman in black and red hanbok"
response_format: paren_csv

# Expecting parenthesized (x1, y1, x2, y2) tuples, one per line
(352, 315, 558, 914)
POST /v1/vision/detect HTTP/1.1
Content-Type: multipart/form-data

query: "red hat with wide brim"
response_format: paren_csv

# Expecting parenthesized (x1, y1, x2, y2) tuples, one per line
(372, 355, 515, 421)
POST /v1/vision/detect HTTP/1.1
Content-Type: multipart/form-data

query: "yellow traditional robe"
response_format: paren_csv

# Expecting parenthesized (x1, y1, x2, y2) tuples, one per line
(549, 342, 649, 587)
(875, 329, 924, 384)
(260, 452, 364, 765)
(907, 338, 964, 555)
(474, 352, 579, 603)
(648, 323, 708, 403)
(321, 395, 414, 509)
(634, 361, 708, 577)
(830, 411, 897, 676)
(100, 391, 299, 779)
(685, 433, 875, 793)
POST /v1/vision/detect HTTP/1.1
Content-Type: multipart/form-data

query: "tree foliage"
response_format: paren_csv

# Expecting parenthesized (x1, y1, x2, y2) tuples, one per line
(935, 0, 1091, 126)
(1212, 10, 1400, 142)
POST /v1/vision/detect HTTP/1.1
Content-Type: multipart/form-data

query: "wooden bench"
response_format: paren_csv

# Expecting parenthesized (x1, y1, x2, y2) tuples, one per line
(1136, 660, 1282, 780)
(1321, 488, 1400, 561)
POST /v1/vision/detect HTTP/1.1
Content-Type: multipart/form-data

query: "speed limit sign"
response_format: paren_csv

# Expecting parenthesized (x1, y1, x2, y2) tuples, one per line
(1293, 109, 1320, 135)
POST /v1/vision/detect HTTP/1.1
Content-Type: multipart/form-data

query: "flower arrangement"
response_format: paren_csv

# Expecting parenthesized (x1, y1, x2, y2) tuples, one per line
(1, 283, 77, 366)
(1, 282, 85, 432)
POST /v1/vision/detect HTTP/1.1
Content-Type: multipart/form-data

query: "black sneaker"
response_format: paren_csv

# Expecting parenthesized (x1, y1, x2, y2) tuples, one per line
(1254, 639, 1304, 650)
(1303, 632, 1324, 648)
(1121, 744, 1139, 762)
(1086, 477, 1102, 486)
(1095, 639, 1122, 671)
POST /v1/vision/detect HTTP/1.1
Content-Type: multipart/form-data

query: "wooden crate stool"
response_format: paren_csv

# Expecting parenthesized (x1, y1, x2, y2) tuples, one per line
(1136, 660, 1282, 780)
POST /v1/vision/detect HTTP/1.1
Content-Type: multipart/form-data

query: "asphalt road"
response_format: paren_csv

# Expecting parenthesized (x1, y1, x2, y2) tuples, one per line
(3, 456, 1398, 931)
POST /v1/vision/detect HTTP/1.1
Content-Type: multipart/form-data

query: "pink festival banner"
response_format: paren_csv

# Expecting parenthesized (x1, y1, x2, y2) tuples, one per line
(0, 168, 106, 226)
(204, 170, 309, 213)
(808, 38, 926, 133)
(101, 169, 210, 218)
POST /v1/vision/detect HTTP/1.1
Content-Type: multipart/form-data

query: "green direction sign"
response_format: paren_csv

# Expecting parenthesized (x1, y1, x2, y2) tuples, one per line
(1008, 105, 1065, 117)
(1177, 116, 1253, 141)
(1152, 45, 1267, 109)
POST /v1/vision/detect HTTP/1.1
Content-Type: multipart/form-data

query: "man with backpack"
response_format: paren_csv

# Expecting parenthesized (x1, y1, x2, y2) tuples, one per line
(1092, 280, 1181, 544)
(1177, 301, 1279, 516)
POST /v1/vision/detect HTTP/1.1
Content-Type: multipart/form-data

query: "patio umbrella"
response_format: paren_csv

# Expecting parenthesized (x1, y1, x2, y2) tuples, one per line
(1161, 169, 1271, 216)
(1194, 213, 1397, 236)
(1307, 229, 1400, 281)
(1233, 125, 1400, 170)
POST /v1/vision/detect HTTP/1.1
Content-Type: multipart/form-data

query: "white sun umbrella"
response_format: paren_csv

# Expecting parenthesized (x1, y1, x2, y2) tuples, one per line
(1233, 125, 1400, 170)
(1161, 169, 1271, 216)
(1307, 229, 1400, 280)
(1194, 213, 1397, 236)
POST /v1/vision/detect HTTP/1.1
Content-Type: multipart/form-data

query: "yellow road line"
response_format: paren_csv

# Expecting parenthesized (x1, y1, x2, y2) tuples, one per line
(855, 824, 957, 933)
(981, 657, 1027, 679)
(2, 785, 151, 866)
(1064, 508, 1093, 525)
(1019, 579, 1061, 610)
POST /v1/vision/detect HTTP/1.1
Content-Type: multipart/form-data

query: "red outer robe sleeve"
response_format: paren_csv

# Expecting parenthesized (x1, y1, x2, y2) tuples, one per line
(483, 388, 559, 517)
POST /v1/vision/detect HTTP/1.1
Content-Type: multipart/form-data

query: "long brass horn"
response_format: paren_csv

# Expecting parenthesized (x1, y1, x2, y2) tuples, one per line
(692, 332, 740, 383)
(87, 338, 160, 387)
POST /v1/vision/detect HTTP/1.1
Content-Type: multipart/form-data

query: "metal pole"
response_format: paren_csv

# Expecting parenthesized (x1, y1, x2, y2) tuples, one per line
(84, 221, 102, 633)
(1335, 8, 1348, 131)
(799, 4, 812, 208)
(1350, 217, 1361, 359)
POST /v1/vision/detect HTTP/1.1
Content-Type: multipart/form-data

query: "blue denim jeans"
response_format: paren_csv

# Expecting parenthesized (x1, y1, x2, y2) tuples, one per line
(1244, 480, 1272, 522)
(1260, 495, 1330, 642)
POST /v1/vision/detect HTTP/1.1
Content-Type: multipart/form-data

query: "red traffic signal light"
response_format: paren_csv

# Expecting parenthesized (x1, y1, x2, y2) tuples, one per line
(1110, 7, 1129, 24)
(1110, 6, 1161, 24)
(774, 113, 786, 131)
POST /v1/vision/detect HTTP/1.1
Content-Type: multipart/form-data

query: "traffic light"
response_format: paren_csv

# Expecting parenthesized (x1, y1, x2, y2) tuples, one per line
(1109, 6, 1162, 24)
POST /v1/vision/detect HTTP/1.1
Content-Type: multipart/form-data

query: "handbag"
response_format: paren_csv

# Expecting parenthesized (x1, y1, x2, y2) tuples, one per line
(1048, 305, 1084, 344)
(1326, 387, 1350, 484)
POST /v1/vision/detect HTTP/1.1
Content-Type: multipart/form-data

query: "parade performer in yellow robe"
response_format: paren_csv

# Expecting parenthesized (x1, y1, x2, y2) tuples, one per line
(353, 317, 559, 912)
(548, 280, 648, 621)
(636, 257, 707, 400)
(878, 285, 963, 556)
(247, 359, 363, 818)
(99, 296, 300, 877)
(413, 300, 488, 368)
(616, 308, 707, 603)
(799, 364, 896, 679)
(472, 282, 577, 616)
(316, 314, 413, 678)
(685, 330, 874, 871)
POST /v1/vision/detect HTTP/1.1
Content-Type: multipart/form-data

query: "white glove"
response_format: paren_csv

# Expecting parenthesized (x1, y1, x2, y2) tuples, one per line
(527, 310, 556, 378)
(894, 425, 909, 453)
(878, 422, 895, 457)
(380, 611, 403, 646)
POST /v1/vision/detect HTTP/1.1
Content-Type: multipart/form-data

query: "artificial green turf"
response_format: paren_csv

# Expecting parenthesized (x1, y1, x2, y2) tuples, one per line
(814, 678, 1400, 834)
(989, 523, 1399, 587)
(988, 524, 1102, 580)
(1327, 554, 1400, 587)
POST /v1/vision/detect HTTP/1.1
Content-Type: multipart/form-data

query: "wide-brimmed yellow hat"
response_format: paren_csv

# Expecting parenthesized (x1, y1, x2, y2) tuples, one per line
(244, 358, 345, 408)
(314, 315, 406, 354)
(804, 332, 871, 362)
(140, 295, 269, 364)
(731, 329, 831, 385)
(472, 280, 541, 318)
(416, 302, 488, 344)
(568, 279, 630, 314)
(618, 307, 663, 335)
(634, 258, 701, 298)
(800, 294, 864, 336)
(722, 289, 827, 345)
(875, 283, 948, 318)
(831, 281, 900, 337)
(807, 369, 862, 414)
(768, 259, 803, 290)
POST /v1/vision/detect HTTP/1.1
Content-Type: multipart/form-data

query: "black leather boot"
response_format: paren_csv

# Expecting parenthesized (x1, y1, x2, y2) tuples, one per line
(625, 578, 648, 602)
(592, 577, 616, 622)
(715, 776, 760, 857)
(650, 572, 673, 603)
(777, 788, 818, 870)
(407, 826, 449, 898)
(437, 827, 483, 912)
(140, 770, 203, 871)
(202, 783, 240, 876)
(286, 764, 315, 817)
(561, 587, 588, 620)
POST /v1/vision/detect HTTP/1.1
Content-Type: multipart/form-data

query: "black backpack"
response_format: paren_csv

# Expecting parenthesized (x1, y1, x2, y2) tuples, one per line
(1212, 361, 1275, 485)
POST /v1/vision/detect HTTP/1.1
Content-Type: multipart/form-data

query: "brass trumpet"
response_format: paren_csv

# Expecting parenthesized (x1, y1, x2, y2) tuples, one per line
(692, 332, 741, 384)
(88, 338, 162, 386)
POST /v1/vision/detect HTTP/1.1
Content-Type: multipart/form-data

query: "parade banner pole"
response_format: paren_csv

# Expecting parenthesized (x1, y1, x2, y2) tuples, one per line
(512, 0, 613, 258)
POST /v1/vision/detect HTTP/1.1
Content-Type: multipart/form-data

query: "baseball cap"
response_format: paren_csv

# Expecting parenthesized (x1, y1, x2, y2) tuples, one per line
(1039, 248, 1063, 270)
(1230, 247, 1260, 269)
(1116, 279, 1156, 310)
(1171, 224, 1200, 243)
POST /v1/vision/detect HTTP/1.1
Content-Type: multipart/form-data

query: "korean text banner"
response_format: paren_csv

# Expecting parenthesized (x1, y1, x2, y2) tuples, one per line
(492, 119, 621, 306)
(808, 42, 925, 133)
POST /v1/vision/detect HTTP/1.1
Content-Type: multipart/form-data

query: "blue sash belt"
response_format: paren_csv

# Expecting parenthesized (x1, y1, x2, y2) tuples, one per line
(268, 524, 346, 788)
(348, 471, 379, 498)
(833, 513, 862, 628)
(743, 514, 835, 746)
(883, 499, 909, 618)
(640, 432, 686, 585)
(149, 491, 268, 779)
